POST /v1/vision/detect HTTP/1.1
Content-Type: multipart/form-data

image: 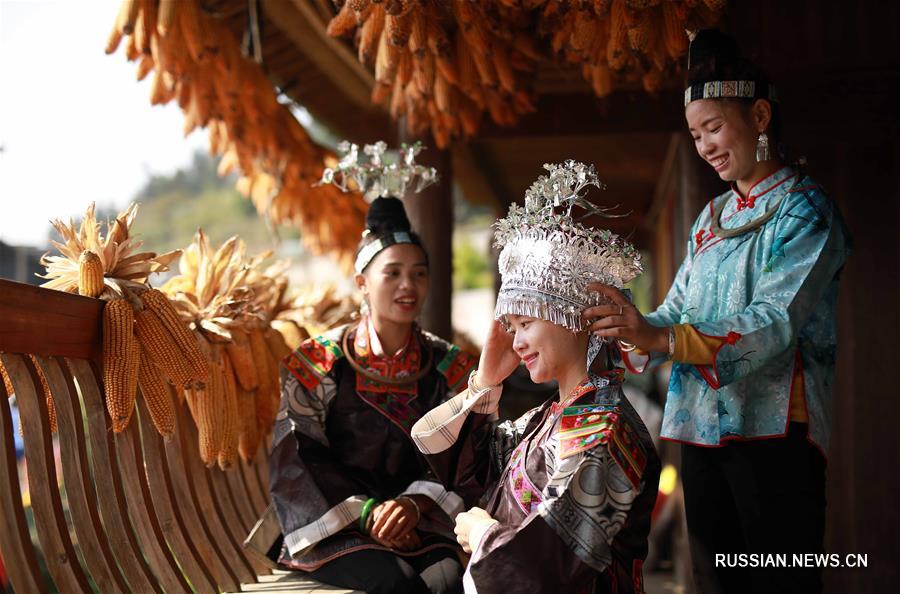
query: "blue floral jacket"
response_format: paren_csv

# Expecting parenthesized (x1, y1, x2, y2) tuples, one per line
(646, 166, 851, 452)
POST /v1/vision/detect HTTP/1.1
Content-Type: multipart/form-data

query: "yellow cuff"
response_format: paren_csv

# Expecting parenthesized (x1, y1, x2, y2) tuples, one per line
(673, 324, 720, 365)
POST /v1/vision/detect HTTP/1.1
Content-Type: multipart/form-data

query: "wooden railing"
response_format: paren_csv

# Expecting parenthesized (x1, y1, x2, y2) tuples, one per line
(0, 278, 274, 593)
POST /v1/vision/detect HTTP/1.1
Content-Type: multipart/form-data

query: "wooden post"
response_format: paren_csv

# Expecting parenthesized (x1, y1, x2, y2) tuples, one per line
(399, 127, 453, 340)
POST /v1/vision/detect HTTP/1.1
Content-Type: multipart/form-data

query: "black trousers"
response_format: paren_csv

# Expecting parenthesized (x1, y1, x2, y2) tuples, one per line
(681, 422, 826, 594)
(308, 547, 463, 594)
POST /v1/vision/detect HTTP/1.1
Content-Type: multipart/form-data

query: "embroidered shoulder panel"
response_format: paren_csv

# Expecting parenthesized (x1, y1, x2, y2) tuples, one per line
(558, 404, 618, 460)
(434, 343, 478, 392)
(283, 326, 346, 390)
(607, 414, 649, 490)
(558, 405, 648, 490)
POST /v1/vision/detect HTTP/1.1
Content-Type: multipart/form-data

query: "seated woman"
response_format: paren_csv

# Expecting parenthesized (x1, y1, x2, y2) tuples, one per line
(266, 197, 476, 594)
(411, 162, 661, 594)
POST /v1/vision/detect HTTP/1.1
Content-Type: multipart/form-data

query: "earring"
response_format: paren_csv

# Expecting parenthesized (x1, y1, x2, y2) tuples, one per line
(756, 133, 770, 162)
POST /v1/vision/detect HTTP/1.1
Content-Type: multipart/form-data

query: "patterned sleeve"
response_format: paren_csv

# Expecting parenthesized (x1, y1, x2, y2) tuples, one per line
(411, 376, 506, 508)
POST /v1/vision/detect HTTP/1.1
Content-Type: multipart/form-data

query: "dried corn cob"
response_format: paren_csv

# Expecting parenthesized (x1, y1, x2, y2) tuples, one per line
(134, 307, 194, 388)
(236, 383, 260, 462)
(264, 327, 291, 362)
(358, 4, 385, 64)
(103, 299, 140, 433)
(386, 11, 411, 47)
(1, 361, 12, 398)
(185, 349, 225, 467)
(607, 0, 630, 70)
(78, 250, 105, 298)
(225, 329, 259, 391)
(326, 1, 358, 38)
(248, 329, 277, 436)
(137, 346, 176, 439)
(218, 353, 239, 470)
(141, 288, 209, 381)
(662, 1, 688, 59)
(627, 9, 653, 53)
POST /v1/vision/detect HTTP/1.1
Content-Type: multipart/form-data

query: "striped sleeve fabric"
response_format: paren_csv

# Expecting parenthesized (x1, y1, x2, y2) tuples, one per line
(411, 374, 502, 455)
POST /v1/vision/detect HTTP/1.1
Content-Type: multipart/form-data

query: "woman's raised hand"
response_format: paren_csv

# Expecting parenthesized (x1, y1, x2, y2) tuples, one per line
(475, 320, 520, 388)
(582, 284, 669, 353)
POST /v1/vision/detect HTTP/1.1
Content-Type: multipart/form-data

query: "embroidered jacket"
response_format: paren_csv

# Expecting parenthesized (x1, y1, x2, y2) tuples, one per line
(411, 371, 661, 594)
(636, 166, 850, 451)
(267, 318, 477, 570)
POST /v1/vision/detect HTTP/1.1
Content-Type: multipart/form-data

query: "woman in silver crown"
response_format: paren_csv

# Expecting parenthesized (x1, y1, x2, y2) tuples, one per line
(412, 162, 660, 594)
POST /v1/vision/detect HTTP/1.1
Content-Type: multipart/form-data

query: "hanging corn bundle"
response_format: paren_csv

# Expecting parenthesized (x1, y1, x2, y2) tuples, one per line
(535, 0, 723, 96)
(38, 202, 185, 435)
(326, 0, 539, 148)
(159, 230, 298, 467)
(323, 0, 723, 145)
(105, 0, 367, 269)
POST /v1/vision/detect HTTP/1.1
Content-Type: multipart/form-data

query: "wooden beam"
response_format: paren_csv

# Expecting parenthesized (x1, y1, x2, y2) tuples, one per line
(479, 90, 685, 138)
(451, 143, 504, 212)
(401, 127, 454, 340)
(0, 279, 103, 361)
(644, 132, 681, 230)
(261, 0, 376, 113)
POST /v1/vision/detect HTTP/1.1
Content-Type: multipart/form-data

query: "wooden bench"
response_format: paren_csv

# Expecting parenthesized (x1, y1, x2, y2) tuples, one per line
(0, 279, 358, 593)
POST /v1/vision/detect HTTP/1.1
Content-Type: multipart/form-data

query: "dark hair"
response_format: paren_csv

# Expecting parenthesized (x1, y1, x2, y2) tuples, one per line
(356, 197, 427, 270)
(687, 29, 785, 158)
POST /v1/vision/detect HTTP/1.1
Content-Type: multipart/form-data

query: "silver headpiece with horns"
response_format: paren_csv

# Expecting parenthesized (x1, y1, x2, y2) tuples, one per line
(493, 160, 642, 332)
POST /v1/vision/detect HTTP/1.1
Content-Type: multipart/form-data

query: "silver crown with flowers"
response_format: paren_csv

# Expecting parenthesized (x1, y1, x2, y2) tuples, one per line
(316, 140, 438, 201)
(493, 160, 642, 332)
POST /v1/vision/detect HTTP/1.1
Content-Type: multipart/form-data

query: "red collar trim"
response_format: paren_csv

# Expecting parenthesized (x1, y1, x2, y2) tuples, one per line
(729, 167, 797, 211)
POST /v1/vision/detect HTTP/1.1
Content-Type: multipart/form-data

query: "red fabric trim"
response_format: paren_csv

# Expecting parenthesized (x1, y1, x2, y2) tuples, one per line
(731, 170, 798, 202)
(661, 430, 790, 447)
(694, 236, 726, 257)
(687, 328, 742, 390)
(662, 429, 829, 462)
(620, 349, 645, 374)
(633, 559, 645, 594)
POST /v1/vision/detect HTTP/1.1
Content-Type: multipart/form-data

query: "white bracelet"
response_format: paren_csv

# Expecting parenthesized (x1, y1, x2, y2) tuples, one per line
(469, 370, 500, 394)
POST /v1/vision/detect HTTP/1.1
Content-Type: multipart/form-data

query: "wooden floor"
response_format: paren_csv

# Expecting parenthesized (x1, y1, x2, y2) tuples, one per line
(229, 570, 363, 593)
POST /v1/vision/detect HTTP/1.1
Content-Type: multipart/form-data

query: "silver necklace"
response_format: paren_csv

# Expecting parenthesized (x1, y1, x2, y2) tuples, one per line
(710, 169, 801, 239)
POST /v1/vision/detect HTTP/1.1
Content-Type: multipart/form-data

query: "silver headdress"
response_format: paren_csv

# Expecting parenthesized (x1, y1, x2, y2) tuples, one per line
(317, 140, 439, 273)
(493, 160, 642, 332)
(317, 140, 438, 202)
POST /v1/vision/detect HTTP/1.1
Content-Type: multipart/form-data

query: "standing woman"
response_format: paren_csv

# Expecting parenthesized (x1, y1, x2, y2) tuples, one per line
(583, 30, 851, 594)
(264, 197, 477, 594)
